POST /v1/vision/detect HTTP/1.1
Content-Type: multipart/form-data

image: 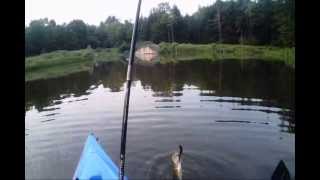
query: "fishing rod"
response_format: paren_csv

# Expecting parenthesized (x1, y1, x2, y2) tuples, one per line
(119, 0, 142, 180)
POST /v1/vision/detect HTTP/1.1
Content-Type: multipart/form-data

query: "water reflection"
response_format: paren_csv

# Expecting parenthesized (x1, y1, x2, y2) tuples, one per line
(25, 71, 94, 112)
(93, 61, 126, 92)
(40, 119, 56, 123)
(41, 107, 60, 112)
(43, 113, 59, 117)
(155, 99, 181, 102)
(215, 120, 270, 125)
(26, 59, 294, 132)
(155, 106, 181, 109)
(152, 92, 183, 97)
(26, 59, 295, 179)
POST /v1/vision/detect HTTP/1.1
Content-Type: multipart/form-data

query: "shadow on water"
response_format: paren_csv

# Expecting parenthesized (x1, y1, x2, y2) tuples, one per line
(26, 59, 294, 130)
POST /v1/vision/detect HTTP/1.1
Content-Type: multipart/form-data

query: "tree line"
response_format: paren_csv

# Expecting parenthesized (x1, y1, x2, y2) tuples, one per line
(25, 0, 294, 57)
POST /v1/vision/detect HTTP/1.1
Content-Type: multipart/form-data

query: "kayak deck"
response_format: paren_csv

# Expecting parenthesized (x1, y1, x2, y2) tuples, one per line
(73, 133, 128, 180)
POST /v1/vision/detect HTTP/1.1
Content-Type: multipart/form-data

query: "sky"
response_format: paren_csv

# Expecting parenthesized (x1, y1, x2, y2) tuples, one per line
(25, 0, 215, 26)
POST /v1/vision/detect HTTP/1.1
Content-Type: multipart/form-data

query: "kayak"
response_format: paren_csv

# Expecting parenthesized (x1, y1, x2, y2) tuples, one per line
(73, 133, 128, 180)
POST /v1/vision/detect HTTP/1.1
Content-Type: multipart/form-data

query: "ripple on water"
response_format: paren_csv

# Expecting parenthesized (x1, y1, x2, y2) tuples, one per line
(145, 151, 243, 180)
(40, 119, 56, 123)
(25, 60, 295, 179)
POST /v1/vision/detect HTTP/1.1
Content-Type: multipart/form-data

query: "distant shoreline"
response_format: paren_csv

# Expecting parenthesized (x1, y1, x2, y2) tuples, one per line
(25, 43, 295, 82)
(159, 43, 295, 67)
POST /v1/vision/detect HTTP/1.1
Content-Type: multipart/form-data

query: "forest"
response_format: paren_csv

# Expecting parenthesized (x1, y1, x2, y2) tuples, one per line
(25, 0, 294, 57)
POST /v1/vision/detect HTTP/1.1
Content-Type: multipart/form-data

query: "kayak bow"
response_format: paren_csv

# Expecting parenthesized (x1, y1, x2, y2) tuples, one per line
(73, 133, 128, 180)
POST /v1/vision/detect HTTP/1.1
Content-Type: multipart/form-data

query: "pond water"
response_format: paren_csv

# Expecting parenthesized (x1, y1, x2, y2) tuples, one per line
(25, 59, 295, 180)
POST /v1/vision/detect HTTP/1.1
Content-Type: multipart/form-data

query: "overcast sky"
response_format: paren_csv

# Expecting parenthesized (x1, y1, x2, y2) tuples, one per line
(25, 0, 215, 26)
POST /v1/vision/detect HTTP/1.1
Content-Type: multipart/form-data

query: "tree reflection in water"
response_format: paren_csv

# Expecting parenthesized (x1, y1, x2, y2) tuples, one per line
(25, 59, 294, 133)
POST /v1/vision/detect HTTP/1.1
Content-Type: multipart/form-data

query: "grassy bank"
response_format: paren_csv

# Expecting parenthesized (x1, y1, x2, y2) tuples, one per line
(159, 42, 295, 67)
(26, 43, 295, 81)
(25, 48, 123, 82)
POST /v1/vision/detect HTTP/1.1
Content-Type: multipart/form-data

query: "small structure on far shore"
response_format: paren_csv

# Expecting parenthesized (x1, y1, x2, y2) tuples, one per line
(135, 41, 159, 62)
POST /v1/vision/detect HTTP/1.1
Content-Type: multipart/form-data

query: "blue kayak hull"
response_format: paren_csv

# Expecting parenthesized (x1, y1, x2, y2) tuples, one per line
(73, 133, 128, 180)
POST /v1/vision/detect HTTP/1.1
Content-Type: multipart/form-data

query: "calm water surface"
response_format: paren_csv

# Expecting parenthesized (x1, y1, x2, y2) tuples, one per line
(25, 59, 295, 180)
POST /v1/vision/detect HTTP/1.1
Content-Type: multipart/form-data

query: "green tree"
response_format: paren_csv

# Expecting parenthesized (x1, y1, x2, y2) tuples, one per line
(26, 18, 49, 55)
(66, 20, 88, 49)
(25, 0, 295, 56)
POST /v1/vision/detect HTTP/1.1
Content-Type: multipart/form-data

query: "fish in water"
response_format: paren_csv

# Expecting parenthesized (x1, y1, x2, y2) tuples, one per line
(171, 145, 183, 180)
